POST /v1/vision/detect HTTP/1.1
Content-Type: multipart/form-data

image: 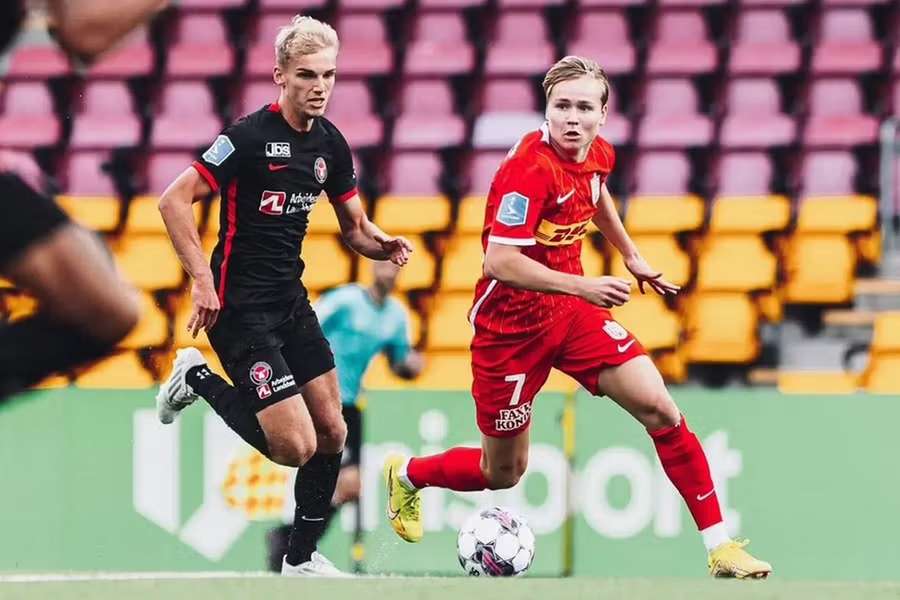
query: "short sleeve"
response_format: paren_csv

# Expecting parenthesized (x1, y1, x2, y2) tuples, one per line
(324, 127, 357, 203)
(488, 160, 552, 247)
(191, 122, 249, 193)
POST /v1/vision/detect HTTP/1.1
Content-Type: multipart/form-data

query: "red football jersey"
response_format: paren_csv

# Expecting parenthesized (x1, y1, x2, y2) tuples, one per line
(469, 124, 616, 338)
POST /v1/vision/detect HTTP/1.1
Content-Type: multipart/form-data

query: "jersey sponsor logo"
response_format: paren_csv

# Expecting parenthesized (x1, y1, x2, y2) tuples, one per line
(287, 192, 319, 214)
(259, 190, 287, 215)
(265, 142, 291, 158)
(249, 361, 273, 385)
(497, 192, 529, 227)
(256, 383, 272, 400)
(314, 157, 327, 184)
(202, 135, 235, 166)
(534, 217, 591, 246)
(271, 374, 295, 393)
(602, 320, 629, 341)
(495, 402, 532, 432)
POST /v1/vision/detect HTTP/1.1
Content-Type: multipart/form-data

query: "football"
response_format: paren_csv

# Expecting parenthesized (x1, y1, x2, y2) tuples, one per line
(457, 506, 535, 577)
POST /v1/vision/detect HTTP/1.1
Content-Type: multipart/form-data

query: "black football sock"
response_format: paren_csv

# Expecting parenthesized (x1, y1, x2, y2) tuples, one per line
(0, 314, 113, 399)
(186, 365, 269, 456)
(286, 451, 342, 566)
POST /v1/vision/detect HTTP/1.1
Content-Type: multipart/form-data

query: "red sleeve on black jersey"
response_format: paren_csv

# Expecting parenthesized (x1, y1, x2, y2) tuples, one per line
(487, 159, 552, 246)
(192, 121, 250, 193)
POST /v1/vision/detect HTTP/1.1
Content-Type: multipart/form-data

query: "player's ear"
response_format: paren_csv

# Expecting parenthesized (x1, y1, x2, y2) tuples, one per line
(598, 102, 608, 126)
(273, 63, 285, 86)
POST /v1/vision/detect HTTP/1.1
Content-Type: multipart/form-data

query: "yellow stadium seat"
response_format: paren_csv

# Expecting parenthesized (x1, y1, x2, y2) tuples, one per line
(777, 371, 859, 394)
(610, 235, 691, 287)
(0, 278, 13, 289)
(683, 292, 759, 363)
(173, 299, 213, 349)
(5, 292, 37, 321)
(624, 195, 705, 234)
(207, 197, 221, 231)
(611, 294, 681, 352)
(427, 293, 474, 350)
(76, 351, 155, 388)
(365, 351, 474, 391)
(127, 196, 203, 234)
(581, 241, 605, 277)
(784, 234, 855, 304)
(357, 239, 435, 290)
(655, 350, 687, 383)
(870, 312, 900, 354)
(442, 235, 484, 292)
(33, 374, 71, 389)
(56, 195, 120, 232)
(864, 354, 900, 394)
(458, 196, 487, 234)
(301, 235, 352, 291)
(201, 232, 218, 257)
(114, 235, 185, 290)
(375, 196, 451, 234)
(710, 196, 790, 233)
(120, 292, 169, 349)
(307, 194, 342, 234)
(696, 235, 776, 292)
(797, 196, 877, 234)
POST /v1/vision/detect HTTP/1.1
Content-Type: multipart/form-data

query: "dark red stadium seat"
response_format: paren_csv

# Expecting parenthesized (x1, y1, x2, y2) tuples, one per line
(637, 79, 712, 147)
(146, 152, 195, 196)
(239, 82, 278, 116)
(6, 45, 71, 79)
(566, 11, 636, 76)
(484, 12, 555, 76)
(386, 153, 444, 195)
(729, 10, 801, 75)
(811, 9, 882, 75)
(467, 151, 507, 195)
(633, 152, 691, 195)
(659, 0, 726, 5)
(803, 79, 878, 147)
(738, 0, 807, 5)
(404, 13, 475, 76)
(481, 80, 538, 112)
(150, 83, 222, 150)
(166, 14, 235, 78)
(0, 82, 60, 148)
(64, 152, 117, 196)
(800, 151, 857, 197)
(716, 152, 773, 196)
(70, 82, 141, 149)
(87, 29, 154, 78)
(720, 78, 795, 148)
(646, 11, 717, 75)
(325, 81, 383, 147)
(393, 81, 465, 149)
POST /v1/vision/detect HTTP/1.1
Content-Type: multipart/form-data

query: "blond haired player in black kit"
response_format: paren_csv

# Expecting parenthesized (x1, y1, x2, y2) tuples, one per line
(155, 15, 413, 576)
(0, 0, 167, 400)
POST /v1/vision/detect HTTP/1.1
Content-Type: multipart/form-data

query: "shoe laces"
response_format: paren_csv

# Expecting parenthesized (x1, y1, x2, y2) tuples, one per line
(401, 488, 421, 521)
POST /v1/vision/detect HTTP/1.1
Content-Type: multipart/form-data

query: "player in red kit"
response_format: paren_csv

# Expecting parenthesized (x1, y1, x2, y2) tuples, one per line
(384, 56, 772, 579)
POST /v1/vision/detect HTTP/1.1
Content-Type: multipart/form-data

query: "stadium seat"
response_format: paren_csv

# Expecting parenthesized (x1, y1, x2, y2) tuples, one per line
(69, 81, 141, 149)
(302, 235, 352, 291)
(484, 12, 555, 76)
(307, 198, 342, 234)
(6, 44, 71, 79)
(323, 80, 383, 148)
(374, 196, 451, 233)
(480, 79, 538, 113)
(87, 29, 154, 77)
(114, 235, 185, 290)
(799, 151, 857, 197)
(611, 294, 681, 352)
(358, 245, 435, 291)
(720, 78, 795, 148)
(334, 15, 393, 76)
(683, 292, 760, 363)
(710, 195, 790, 233)
(864, 355, 900, 394)
(465, 151, 505, 197)
(56, 195, 120, 232)
(151, 82, 222, 150)
(165, 14, 235, 78)
(0, 82, 60, 148)
(179, 0, 248, 8)
(427, 293, 474, 350)
(33, 374, 71, 390)
(610, 235, 691, 287)
(811, 9, 882, 75)
(63, 152, 118, 197)
(729, 10, 801, 75)
(120, 292, 169, 350)
(472, 112, 545, 149)
(803, 79, 878, 147)
(126, 195, 203, 234)
(458, 196, 488, 234)
(366, 351, 473, 391)
(174, 299, 213, 350)
(777, 371, 859, 394)
(581, 0, 645, 5)
(696, 235, 777, 292)
(404, 13, 475, 76)
(646, 10, 717, 75)
(784, 234, 856, 304)
(393, 80, 466, 149)
(870, 312, 900, 354)
(442, 235, 484, 292)
(637, 79, 713, 147)
(624, 195, 705, 234)
(566, 11, 636, 76)
(796, 195, 877, 234)
(581, 240, 606, 277)
(75, 351, 155, 389)
(4, 292, 37, 321)
(715, 152, 773, 196)
(385, 153, 444, 196)
(632, 151, 691, 195)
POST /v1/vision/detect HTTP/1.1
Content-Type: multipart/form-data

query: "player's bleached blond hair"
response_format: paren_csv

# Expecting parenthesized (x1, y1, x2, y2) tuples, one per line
(542, 56, 610, 106)
(275, 15, 339, 67)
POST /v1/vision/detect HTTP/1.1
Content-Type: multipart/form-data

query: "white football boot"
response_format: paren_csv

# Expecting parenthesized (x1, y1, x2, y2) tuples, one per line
(281, 552, 352, 577)
(156, 347, 207, 424)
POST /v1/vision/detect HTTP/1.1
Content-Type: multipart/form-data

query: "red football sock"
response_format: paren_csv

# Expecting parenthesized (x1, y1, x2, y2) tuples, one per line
(650, 415, 723, 531)
(406, 447, 489, 491)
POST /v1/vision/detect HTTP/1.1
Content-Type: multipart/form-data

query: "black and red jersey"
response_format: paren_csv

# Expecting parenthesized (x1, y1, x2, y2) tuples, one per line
(192, 102, 357, 310)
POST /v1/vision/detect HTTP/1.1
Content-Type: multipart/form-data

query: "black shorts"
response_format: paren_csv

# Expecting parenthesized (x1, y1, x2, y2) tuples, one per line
(0, 174, 70, 269)
(341, 404, 362, 467)
(207, 293, 335, 412)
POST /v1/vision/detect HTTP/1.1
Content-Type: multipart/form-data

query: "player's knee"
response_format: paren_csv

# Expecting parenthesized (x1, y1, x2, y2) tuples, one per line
(316, 414, 347, 454)
(97, 287, 140, 344)
(637, 392, 680, 431)
(484, 456, 528, 490)
(268, 432, 317, 467)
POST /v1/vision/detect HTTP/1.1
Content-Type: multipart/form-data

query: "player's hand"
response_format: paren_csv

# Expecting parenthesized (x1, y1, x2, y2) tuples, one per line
(624, 254, 680, 296)
(187, 278, 220, 338)
(374, 233, 413, 266)
(579, 276, 632, 308)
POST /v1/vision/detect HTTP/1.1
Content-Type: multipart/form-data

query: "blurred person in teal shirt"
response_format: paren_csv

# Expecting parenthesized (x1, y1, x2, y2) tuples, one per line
(267, 260, 423, 570)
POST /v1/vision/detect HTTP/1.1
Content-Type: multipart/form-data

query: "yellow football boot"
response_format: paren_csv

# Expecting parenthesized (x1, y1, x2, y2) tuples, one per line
(383, 454, 423, 543)
(708, 539, 772, 579)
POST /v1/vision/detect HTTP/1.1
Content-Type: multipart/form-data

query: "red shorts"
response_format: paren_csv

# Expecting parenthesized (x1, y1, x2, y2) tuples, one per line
(470, 300, 646, 438)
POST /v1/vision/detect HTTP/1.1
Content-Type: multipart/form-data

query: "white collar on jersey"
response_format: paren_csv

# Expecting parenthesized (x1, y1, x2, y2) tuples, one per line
(540, 121, 550, 144)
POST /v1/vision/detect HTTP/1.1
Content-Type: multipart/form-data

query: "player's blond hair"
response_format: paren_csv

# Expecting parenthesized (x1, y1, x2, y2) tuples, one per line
(542, 56, 610, 106)
(275, 15, 339, 67)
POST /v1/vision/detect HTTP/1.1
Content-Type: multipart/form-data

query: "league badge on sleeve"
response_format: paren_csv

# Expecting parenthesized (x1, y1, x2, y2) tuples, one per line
(497, 192, 529, 227)
(202, 135, 236, 166)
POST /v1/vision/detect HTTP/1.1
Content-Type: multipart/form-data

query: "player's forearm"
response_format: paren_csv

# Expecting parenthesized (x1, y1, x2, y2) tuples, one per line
(342, 216, 390, 260)
(159, 194, 214, 285)
(593, 196, 639, 261)
(484, 249, 583, 296)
